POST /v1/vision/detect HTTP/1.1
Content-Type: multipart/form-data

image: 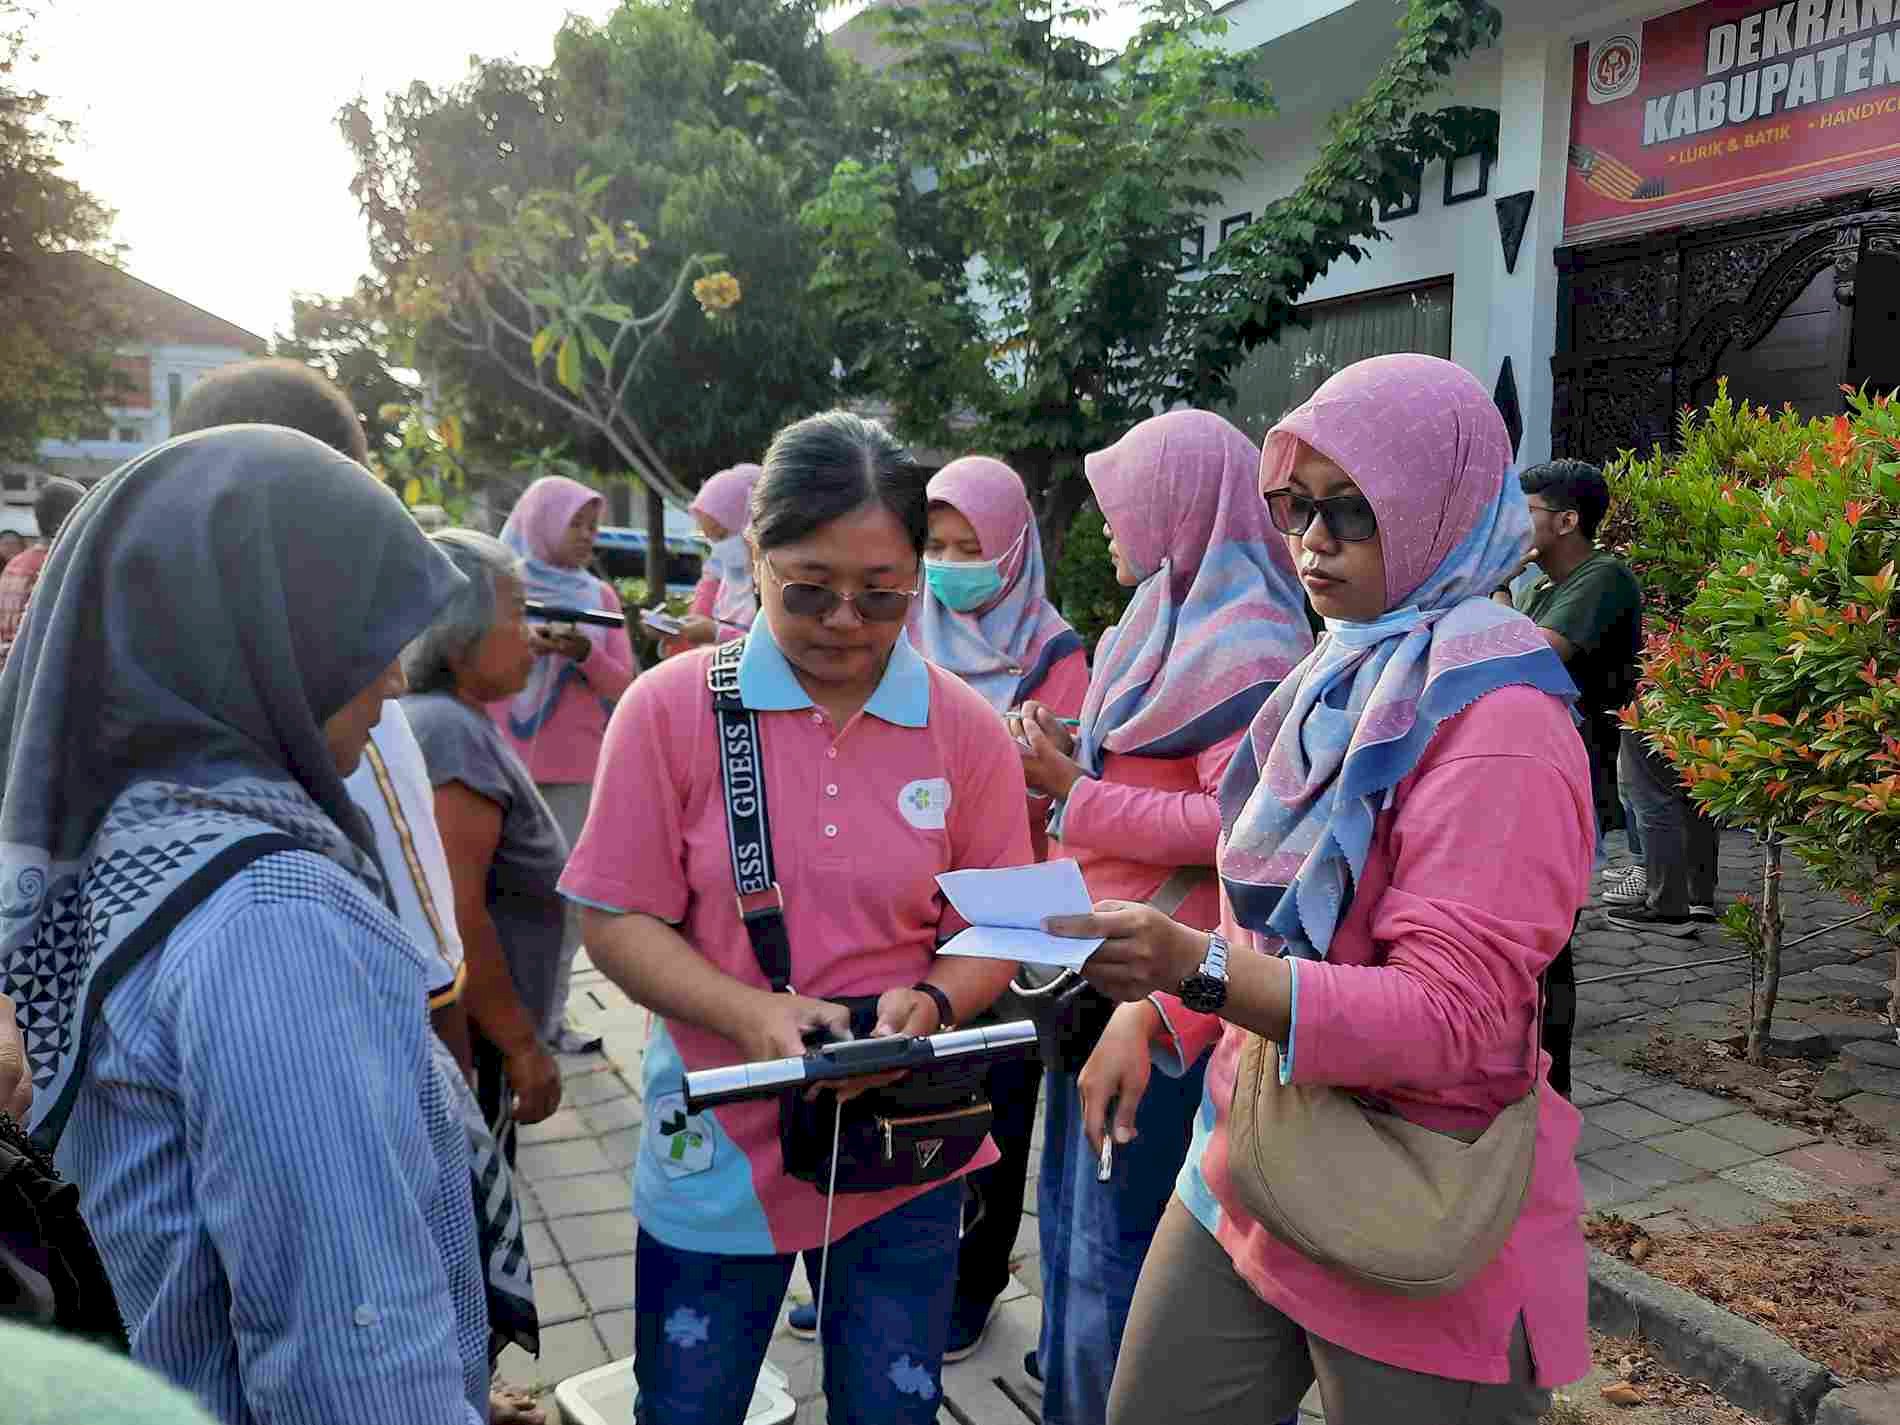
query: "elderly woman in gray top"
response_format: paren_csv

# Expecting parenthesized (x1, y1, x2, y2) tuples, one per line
(403, 530, 572, 1158)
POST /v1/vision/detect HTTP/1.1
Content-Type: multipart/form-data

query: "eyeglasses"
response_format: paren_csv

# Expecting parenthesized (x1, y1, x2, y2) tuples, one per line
(1525, 502, 1570, 518)
(1264, 490, 1379, 544)
(762, 555, 919, 623)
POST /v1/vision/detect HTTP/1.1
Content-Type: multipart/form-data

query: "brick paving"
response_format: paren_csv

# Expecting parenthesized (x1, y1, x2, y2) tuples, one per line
(499, 829, 1895, 1422)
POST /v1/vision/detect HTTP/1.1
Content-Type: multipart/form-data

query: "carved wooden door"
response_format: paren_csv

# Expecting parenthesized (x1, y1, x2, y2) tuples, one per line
(1552, 187, 1900, 465)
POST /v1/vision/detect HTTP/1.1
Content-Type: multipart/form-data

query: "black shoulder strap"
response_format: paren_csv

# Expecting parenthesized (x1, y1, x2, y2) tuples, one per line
(708, 639, 794, 994)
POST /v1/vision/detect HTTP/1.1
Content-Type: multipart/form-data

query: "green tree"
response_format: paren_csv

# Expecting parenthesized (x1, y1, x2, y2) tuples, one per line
(339, 0, 846, 490)
(1609, 386, 1900, 1059)
(271, 282, 418, 458)
(803, 0, 1271, 545)
(802, 0, 1502, 552)
(0, 2, 133, 458)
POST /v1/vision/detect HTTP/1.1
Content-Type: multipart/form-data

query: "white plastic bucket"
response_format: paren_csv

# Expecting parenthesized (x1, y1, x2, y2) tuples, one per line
(553, 1355, 796, 1425)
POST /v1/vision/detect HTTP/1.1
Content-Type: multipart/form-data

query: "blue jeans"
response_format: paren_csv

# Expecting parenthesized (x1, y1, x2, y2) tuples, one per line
(1037, 1060, 1207, 1425)
(633, 1182, 962, 1425)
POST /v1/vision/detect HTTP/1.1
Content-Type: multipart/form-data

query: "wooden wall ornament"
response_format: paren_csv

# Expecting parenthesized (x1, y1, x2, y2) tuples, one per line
(1494, 356, 1523, 457)
(1495, 191, 1534, 275)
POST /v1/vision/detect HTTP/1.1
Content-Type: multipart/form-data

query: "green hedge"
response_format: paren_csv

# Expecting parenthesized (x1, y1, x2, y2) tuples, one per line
(1047, 501, 1132, 652)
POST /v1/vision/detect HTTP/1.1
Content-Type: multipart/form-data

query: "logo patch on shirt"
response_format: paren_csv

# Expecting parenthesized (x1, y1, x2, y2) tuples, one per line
(650, 1091, 715, 1179)
(898, 778, 951, 830)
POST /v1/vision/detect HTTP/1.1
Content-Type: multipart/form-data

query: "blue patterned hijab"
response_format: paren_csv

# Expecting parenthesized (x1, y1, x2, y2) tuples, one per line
(1219, 356, 1578, 961)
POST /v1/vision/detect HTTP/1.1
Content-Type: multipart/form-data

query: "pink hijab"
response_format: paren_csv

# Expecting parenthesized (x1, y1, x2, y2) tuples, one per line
(689, 462, 761, 533)
(689, 463, 761, 629)
(497, 475, 613, 738)
(910, 457, 1080, 711)
(1219, 354, 1575, 959)
(1065, 410, 1312, 780)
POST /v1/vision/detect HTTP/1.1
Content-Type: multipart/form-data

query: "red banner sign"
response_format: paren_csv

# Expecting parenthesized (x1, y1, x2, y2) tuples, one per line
(1566, 0, 1900, 243)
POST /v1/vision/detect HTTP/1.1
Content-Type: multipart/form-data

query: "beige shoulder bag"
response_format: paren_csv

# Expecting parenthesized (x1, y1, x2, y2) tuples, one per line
(1224, 976, 1543, 1298)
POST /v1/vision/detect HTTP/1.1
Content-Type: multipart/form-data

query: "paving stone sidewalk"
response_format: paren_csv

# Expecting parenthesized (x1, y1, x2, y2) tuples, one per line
(500, 828, 1894, 1422)
(1569, 831, 1898, 1225)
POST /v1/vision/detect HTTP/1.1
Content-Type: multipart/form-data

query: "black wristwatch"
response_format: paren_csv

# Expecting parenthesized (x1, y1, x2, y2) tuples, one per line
(912, 981, 956, 1031)
(1176, 932, 1230, 1014)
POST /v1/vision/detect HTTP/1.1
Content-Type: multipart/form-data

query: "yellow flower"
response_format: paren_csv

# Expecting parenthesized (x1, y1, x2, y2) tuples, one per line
(692, 271, 742, 315)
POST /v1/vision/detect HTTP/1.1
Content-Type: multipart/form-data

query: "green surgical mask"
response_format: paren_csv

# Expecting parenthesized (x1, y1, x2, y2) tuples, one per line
(923, 556, 1005, 611)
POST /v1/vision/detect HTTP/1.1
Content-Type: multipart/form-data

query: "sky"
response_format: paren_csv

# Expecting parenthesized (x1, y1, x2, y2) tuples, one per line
(22, 0, 1147, 344)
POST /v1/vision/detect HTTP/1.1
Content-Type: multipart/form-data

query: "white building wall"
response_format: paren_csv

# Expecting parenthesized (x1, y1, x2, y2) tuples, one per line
(35, 340, 249, 470)
(1206, 0, 1678, 463)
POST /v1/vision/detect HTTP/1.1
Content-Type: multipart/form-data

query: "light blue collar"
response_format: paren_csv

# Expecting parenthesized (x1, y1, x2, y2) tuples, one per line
(1323, 604, 1428, 647)
(737, 620, 931, 728)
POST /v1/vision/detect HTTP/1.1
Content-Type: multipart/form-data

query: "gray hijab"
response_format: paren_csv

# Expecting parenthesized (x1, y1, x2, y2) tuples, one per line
(0, 425, 466, 1145)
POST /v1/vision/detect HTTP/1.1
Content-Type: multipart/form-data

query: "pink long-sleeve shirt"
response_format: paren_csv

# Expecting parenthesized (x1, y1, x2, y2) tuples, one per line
(1157, 684, 1594, 1388)
(1025, 645, 1090, 725)
(489, 579, 638, 785)
(1048, 730, 1242, 931)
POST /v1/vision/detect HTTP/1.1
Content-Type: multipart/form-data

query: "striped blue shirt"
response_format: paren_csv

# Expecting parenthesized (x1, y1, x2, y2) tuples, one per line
(56, 851, 488, 1425)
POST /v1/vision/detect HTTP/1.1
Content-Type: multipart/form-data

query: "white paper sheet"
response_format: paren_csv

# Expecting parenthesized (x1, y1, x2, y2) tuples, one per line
(935, 859, 1103, 969)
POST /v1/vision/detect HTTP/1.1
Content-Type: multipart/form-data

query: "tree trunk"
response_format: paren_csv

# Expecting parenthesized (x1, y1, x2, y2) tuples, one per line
(644, 478, 667, 608)
(1746, 838, 1784, 1064)
(1036, 466, 1091, 574)
(606, 479, 634, 526)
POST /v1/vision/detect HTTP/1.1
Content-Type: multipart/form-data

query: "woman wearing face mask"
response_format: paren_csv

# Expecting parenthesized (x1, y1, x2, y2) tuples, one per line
(1051, 357, 1593, 1424)
(912, 457, 1087, 724)
(492, 474, 639, 1054)
(673, 461, 764, 649)
(1014, 410, 1312, 1425)
(560, 412, 1034, 1425)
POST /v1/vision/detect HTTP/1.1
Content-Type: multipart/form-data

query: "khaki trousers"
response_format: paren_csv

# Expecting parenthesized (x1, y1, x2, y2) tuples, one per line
(1107, 1199, 1553, 1425)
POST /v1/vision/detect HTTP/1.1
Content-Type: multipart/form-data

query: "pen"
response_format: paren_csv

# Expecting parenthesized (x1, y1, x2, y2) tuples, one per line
(1097, 1096, 1117, 1182)
(1005, 713, 1082, 728)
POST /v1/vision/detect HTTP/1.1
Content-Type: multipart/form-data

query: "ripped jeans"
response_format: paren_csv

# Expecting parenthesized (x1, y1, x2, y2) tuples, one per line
(632, 1181, 962, 1425)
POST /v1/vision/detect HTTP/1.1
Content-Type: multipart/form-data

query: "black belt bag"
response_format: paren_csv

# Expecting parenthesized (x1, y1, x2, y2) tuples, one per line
(710, 640, 992, 1194)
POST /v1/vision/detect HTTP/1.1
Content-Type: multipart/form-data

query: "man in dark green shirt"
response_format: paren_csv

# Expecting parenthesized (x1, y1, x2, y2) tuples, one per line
(1499, 461, 1643, 823)
(1493, 460, 1643, 1097)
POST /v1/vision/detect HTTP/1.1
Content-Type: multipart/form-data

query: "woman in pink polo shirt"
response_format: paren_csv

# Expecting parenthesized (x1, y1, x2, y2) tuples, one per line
(560, 411, 1033, 1425)
(493, 475, 638, 1052)
(1053, 356, 1593, 1423)
(1012, 410, 1311, 1424)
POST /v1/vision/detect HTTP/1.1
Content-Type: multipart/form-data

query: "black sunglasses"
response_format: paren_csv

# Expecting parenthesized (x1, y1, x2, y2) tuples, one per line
(1264, 489, 1380, 543)
(763, 555, 919, 623)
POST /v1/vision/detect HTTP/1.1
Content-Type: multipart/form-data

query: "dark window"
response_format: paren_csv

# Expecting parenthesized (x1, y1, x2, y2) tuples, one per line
(1176, 223, 1206, 271)
(1377, 163, 1423, 222)
(1443, 149, 1492, 206)
(1222, 278, 1454, 441)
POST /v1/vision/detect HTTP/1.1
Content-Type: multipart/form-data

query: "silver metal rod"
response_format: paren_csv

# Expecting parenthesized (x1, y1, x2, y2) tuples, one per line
(1576, 908, 1881, 986)
(682, 1019, 1040, 1110)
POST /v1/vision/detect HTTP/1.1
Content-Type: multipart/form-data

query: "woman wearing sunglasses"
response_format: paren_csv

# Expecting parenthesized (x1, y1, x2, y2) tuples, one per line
(779, 454, 1085, 1359)
(1047, 356, 1593, 1423)
(558, 411, 1034, 1425)
(1014, 409, 1312, 1425)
